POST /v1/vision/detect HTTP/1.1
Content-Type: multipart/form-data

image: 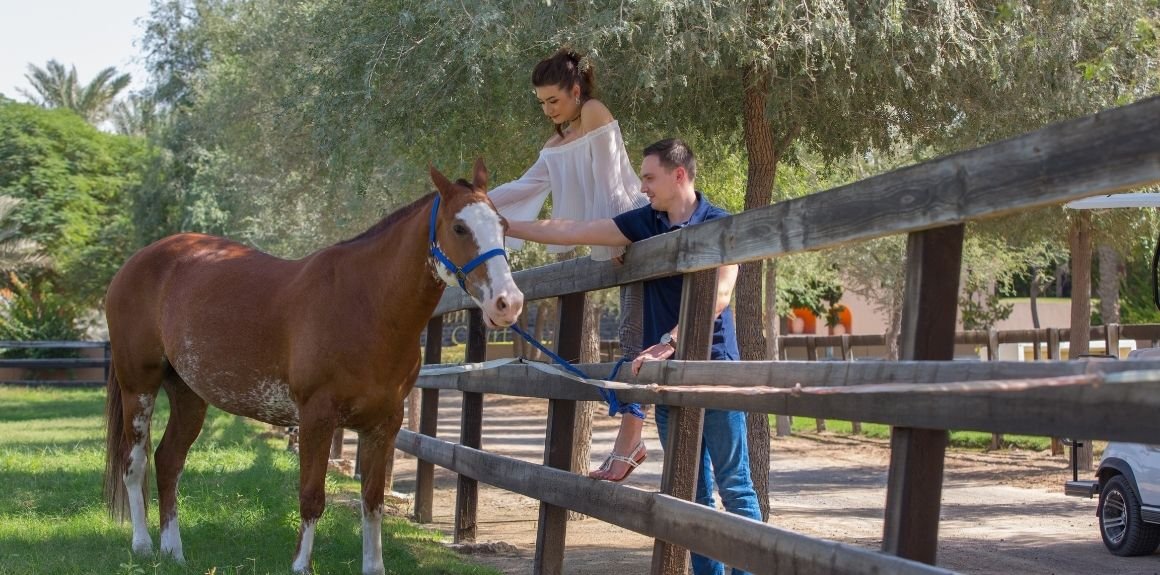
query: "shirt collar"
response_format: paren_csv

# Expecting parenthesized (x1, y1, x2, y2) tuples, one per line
(655, 191, 711, 229)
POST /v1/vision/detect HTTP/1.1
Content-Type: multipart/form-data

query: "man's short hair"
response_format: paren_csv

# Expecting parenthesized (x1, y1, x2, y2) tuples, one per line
(643, 139, 696, 181)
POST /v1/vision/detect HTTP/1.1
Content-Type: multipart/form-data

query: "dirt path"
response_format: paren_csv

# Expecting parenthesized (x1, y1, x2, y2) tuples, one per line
(351, 393, 1160, 575)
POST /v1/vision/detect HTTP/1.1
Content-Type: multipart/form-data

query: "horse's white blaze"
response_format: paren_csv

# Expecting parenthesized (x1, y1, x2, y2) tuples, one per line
(361, 503, 384, 575)
(127, 395, 154, 555)
(292, 520, 316, 574)
(456, 202, 522, 325)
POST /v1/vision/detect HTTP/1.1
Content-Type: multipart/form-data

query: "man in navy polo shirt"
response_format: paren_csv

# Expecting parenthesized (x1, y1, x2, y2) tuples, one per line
(507, 138, 761, 575)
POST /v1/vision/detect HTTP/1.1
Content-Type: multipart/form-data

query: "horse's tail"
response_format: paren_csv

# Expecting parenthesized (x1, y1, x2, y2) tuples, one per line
(103, 357, 129, 522)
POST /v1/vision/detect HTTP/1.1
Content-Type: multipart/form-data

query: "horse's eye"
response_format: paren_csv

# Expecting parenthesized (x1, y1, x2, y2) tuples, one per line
(452, 224, 468, 236)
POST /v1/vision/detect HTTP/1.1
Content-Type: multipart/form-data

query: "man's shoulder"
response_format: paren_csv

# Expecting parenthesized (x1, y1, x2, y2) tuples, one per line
(699, 196, 732, 221)
(613, 203, 659, 242)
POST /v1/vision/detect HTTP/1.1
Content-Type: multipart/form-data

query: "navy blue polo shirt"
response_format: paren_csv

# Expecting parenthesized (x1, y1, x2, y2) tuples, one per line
(612, 192, 740, 360)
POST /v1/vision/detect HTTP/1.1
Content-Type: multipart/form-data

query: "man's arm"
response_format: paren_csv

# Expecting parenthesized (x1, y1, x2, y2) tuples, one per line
(631, 263, 739, 375)
(507, 218, 631, 247)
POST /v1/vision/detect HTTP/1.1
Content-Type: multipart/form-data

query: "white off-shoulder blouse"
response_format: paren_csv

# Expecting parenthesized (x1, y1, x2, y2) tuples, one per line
(489, 120, 649, 262)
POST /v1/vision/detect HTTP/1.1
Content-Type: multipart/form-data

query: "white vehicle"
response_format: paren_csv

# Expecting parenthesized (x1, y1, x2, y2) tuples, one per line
(1062, 193, 1160, 556)
(1067, 442, 1160, 556)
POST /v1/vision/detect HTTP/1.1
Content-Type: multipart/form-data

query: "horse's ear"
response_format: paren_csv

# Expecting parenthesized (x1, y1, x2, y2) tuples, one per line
(429, 164, 453, 199)
(472, 157, 488, 191)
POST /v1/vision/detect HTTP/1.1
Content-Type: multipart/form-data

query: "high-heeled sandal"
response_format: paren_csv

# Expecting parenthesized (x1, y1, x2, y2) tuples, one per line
(589, 441, 647, 482)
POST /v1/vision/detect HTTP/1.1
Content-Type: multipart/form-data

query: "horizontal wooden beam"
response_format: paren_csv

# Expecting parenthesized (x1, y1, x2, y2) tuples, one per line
(395, 430, 953, 575)
(414, 360, 1160, 442)
(0, 340, 108, 349)
(436, 97, 1160, 314)
(0, 359, 109, 369)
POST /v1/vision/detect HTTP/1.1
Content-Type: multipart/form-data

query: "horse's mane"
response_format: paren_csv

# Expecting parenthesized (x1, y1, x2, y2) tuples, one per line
(339, 192, 436, 245)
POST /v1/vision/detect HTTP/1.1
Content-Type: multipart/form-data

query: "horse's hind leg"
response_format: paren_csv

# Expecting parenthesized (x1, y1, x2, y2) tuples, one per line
(154, 374, 208, 563)
(113, 361, 165, 556)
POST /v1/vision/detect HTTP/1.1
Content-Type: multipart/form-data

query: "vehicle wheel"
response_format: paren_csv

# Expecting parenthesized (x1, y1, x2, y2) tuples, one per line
(1099, 475, 1160, 556)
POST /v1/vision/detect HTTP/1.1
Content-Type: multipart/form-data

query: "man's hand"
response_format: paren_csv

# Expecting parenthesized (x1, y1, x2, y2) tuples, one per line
(631, 341, 676, 376)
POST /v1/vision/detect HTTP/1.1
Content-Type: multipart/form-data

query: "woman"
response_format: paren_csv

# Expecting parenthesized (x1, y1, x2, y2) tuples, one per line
(489, 49, 649, 482)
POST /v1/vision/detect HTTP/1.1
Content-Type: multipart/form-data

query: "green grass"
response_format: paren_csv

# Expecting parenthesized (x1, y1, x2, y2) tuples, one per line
(781, 416, 1055, 452)
(0, 386, 500, 575)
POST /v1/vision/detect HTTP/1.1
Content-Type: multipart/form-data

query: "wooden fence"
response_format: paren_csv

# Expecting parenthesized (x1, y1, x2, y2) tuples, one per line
(398, 97, 1160, 574)
(0, 341, 110, 387)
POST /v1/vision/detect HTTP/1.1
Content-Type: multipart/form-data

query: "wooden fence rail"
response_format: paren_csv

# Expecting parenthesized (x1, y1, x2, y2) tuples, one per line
(404, 96, 1160, 574)
(0, 341, 110, 387)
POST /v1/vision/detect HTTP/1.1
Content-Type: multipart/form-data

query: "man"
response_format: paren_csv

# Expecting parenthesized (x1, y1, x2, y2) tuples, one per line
(507, 138, 761, 575)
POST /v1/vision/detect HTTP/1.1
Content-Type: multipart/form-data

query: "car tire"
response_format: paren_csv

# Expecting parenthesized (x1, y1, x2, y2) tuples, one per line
(1099, 475, 1160, 556)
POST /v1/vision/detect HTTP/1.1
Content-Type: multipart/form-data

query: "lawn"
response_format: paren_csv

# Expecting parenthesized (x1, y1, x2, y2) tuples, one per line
(0, 386, 499, 575)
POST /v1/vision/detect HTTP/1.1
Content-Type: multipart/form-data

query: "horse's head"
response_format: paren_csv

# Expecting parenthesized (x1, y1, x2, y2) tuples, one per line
(429, 159, 524, 329)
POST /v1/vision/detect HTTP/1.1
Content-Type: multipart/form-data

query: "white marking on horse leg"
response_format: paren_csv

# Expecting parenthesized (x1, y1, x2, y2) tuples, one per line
(291, 519, 316, 574)
(126, 395, 154, 555)
(362, 503, 384, 575)
(160, 511, 185, 563)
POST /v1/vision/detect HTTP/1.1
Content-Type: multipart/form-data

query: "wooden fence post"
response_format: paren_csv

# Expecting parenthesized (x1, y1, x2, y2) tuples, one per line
(454, 310, 487, 543)
(414, 315, 443, 524)
(985, 329, 1002, 450)
(651, 269, 718, 575)
(806, 337, 826, 432)
(533, 293, 584, 575)
(882, 224, 963, 566)
(840, 335, 862, 434)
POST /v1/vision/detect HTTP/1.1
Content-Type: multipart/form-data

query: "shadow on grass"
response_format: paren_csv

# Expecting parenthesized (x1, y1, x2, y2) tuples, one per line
(0, 395, 499, 575)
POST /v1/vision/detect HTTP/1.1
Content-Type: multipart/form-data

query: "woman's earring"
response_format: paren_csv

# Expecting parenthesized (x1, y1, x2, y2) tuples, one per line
(575, 97, 581, 105)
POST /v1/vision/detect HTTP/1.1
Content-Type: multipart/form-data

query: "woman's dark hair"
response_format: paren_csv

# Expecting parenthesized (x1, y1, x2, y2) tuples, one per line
(532, 49, 597, 136)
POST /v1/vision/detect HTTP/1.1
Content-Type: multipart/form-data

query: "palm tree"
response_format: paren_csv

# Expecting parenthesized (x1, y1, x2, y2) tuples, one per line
(18, 60, 131, 125)
(0, 197, 49, 273)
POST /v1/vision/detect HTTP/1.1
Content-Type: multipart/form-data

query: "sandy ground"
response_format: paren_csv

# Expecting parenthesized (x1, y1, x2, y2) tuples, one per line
(337, 393, 1160, 575)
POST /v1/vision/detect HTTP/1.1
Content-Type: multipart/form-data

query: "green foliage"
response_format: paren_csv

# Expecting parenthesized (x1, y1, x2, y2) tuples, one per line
(0, 276, 83, 357)
(782, 416, 1054, 452)
(1119, 233, 1160, 323)
(0, 101, 151, 310)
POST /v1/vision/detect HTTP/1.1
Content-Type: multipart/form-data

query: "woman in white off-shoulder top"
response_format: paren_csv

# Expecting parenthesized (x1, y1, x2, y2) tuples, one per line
(490, 49, 650, 482)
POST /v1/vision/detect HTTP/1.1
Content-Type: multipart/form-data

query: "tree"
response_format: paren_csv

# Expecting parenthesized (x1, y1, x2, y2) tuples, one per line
(0, 197, 49, 273)
(0, 101, 150, 315)
(19, 60, 131, 125)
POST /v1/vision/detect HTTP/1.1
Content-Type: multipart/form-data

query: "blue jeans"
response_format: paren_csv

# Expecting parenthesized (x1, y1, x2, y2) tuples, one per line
(655, 405, 762, 575)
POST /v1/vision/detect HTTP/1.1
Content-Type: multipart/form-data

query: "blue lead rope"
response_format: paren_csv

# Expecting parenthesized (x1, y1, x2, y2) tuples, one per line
(510, 323, 645, 420)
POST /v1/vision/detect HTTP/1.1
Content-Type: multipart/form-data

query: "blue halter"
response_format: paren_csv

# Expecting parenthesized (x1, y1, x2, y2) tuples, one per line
(429, 195, 508, 292)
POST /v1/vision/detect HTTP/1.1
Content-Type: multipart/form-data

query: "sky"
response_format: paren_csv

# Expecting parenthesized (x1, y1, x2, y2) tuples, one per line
(0, 0, 153, 101)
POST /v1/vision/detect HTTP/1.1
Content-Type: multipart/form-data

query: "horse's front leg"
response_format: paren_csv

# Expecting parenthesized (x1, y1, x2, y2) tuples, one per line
(291, 409, 337, 574)
(356, 425, 397, 575)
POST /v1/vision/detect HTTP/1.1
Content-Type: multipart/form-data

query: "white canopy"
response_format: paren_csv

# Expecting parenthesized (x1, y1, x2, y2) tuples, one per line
(1065, 193, 1160, 210)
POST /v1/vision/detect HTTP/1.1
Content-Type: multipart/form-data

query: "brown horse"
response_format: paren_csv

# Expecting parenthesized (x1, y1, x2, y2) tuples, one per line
(103, 160, 522, 575)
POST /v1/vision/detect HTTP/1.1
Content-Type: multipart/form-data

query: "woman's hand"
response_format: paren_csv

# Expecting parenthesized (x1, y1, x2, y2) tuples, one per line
(631, 342, 676, 376)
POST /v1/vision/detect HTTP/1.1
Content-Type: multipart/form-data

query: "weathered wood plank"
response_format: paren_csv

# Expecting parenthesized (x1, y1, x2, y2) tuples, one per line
(395, 431, 955, 575)
(0, 340, 108, 349)
(414, 316, 443, 524)
(0, 358, 109, 369)
(436, 98, 1160, 315)
(652, 270, 717, 575)
(883, 226, 964, 565)
(454, 310, 486, 543)
(416, 358, 1160, 394)
(534, 293, 584, 575)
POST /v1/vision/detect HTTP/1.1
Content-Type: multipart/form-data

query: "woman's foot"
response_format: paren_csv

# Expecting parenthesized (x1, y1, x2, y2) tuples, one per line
(589, 441, 646, 482)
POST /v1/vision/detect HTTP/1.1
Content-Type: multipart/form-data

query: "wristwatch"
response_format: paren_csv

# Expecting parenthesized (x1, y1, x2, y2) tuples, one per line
(659, 332, 677, 349)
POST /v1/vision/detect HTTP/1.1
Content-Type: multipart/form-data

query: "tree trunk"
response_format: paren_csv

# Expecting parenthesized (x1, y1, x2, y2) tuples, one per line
(1069, 211, 1094, 471)
(739, 66, 780, 523)
(566, 252, 599, 520)
(1030, 267, 1041, 329)
(885, 287, 905, 361)
(1098, 243, 1122, 325)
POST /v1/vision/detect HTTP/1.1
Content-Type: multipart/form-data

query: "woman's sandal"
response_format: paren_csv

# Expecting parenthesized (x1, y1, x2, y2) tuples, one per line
(589, 441, 647, 482)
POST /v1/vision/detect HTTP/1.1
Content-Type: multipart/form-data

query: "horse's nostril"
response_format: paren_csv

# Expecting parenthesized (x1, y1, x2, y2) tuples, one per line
(496, 297, 508, 311)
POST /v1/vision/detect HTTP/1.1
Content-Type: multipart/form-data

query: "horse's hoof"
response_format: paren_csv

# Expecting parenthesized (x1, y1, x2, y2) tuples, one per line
(131, 539, 153, 555)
